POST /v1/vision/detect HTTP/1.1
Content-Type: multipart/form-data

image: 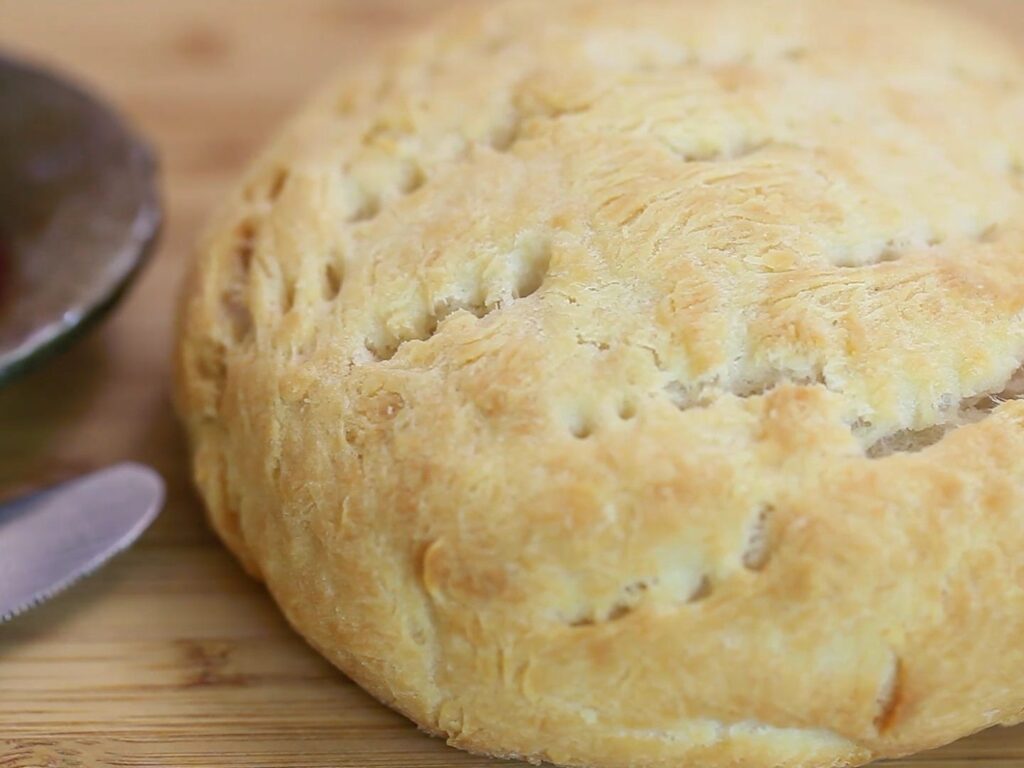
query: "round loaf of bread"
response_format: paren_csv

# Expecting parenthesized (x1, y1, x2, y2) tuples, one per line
(174, 1, 1024, 765)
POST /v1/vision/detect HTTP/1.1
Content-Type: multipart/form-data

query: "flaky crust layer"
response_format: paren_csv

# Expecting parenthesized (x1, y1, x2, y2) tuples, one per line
(175, 2, 1024, 766)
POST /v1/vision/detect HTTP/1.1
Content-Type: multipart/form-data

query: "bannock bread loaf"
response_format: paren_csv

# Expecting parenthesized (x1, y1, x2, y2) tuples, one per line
(174, 1, 1024, 766)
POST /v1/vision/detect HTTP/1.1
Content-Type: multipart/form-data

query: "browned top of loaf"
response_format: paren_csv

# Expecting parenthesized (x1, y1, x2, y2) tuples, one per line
(175, 2, 1024, 767)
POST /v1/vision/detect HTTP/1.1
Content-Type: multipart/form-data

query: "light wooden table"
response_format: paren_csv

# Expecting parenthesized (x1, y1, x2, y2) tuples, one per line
(2, 2, 1024, 766)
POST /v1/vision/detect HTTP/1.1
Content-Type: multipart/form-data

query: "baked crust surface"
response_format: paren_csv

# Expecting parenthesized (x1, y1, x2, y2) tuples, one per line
(175, 2, 1024, 765)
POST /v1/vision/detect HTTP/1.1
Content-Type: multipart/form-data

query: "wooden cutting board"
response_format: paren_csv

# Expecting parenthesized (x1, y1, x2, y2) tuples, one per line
(2, 1, 1024, 766)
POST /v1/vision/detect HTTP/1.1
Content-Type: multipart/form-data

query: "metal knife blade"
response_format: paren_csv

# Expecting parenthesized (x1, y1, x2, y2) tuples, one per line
(0, 463, 164, 622)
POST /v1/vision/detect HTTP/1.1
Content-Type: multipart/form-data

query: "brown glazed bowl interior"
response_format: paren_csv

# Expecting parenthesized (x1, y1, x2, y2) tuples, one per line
(0, 54, 160, 384)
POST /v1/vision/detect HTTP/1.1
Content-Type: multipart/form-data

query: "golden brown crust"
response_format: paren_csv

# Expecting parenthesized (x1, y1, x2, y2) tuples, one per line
(174, 1, 1024, 765)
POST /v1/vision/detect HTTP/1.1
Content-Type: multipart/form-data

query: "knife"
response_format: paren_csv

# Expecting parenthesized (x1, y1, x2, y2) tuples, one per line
(0, 463, 164, 622)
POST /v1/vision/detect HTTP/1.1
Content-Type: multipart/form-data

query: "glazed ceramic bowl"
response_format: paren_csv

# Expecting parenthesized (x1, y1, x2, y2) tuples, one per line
(0, 54, 160, 384)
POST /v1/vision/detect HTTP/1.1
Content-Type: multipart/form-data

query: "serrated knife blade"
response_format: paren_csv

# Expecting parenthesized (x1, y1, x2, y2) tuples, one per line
(0, 463, 163, 622)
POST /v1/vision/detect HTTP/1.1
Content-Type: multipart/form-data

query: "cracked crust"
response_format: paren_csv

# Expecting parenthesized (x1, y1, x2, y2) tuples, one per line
(174, 1, 1024, 766)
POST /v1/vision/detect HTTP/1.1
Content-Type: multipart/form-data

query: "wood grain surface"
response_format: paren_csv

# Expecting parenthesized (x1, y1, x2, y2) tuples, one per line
(1, 1, 1024, 766)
